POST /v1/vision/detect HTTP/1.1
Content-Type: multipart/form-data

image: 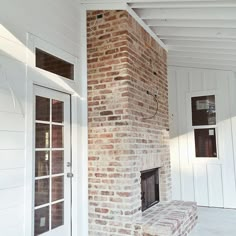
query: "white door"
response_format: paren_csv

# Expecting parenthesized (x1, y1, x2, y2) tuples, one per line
(33, 85, 71, 236)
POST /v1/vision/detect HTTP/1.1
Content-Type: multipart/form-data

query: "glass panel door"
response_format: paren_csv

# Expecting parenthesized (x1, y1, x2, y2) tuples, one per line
(33, 86, 71, 236)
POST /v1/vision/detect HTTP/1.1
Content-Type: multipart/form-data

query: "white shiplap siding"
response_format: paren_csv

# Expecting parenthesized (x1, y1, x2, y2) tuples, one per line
(0, 1, 79, 235)
(0, 205, 24, 236)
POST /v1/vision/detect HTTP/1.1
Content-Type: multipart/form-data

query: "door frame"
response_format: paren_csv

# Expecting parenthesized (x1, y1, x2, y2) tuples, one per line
(25, 33, 88, 236)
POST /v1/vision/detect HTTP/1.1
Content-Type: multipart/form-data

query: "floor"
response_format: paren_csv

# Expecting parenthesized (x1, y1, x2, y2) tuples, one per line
(189, 207, 236, 236)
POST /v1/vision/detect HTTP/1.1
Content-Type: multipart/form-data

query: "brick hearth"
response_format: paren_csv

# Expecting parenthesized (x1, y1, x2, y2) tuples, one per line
(135, 201, 198, 236)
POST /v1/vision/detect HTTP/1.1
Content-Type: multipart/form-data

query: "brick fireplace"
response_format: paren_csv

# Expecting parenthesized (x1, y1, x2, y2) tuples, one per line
(87, 10, 172, 235)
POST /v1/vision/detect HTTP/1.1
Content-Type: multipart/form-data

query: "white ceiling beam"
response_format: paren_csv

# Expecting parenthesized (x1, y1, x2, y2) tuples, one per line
(168, 47, 236, 55)
(81, 0, 127, 3)
(168, 50, 236, 61)
(153, 27, 236, 39)
(168, 57, 236, 69)
(127, 0, 223, 2)
(159, 35, 236, 41)
(163, 39, 236, 49)
(81, 2, 127, 10)
(135, 8, 236, 20)
(168, 56, 236, 66)
(168, 61, 236, 72)
(144, 19, 236, 29)
(129, 1, 236, 8)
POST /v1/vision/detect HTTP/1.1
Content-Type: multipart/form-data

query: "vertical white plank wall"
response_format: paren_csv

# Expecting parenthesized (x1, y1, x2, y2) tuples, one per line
(169, 70, 181, 200)
(168, 66, 236, 208)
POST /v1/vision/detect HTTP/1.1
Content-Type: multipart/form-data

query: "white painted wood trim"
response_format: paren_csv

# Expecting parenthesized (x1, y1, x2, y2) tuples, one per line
(30, 34, 77, 64)
(186, 90, 220, 163)
(24, 31, 87, 236)
(81, 0, 126, 3)
(126, 0, 233, 3)
(154, 27, 236, 40)
(24, 51, 34, 236)
(135, 8, 236, 20)
(129, 1, 236, 9)
(229, 74, 236, 195)
(168, 60, 236, 72)
(72, 5, 88, 236)
(27, 34, 79, 93)
(145, 19, 236, 29)
(82, 2, 127, 10)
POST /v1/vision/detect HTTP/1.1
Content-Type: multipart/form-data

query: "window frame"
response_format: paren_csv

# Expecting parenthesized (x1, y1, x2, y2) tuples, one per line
(27, 33, 79, 93)
(186, 90, 220, 162)
(191, 95, 216, 126)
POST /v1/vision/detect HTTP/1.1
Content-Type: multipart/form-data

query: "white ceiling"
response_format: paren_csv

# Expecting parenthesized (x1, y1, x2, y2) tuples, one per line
(128, 0, 236, 71)
(82, 0, 236, 71)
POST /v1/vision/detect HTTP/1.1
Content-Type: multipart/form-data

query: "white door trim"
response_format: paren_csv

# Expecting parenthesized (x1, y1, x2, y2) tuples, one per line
(25, 32, 88, 236)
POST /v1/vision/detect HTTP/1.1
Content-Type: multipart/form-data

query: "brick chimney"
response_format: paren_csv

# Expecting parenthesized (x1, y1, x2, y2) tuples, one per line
(87, 10, 171, 236)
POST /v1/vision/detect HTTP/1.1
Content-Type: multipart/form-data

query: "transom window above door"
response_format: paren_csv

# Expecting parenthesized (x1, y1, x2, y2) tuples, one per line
(36, 48, 74, 80)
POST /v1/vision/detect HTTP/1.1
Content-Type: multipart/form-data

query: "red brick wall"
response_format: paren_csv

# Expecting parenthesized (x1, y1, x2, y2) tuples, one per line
(87, 10, 171, 236)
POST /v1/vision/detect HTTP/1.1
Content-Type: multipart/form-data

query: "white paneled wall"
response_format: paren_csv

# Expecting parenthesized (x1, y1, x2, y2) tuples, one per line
(0, 0, 79, 57)
(0, 1, 79, 235)
(0, 56, 26, 235)
(168, 66, 236, 208)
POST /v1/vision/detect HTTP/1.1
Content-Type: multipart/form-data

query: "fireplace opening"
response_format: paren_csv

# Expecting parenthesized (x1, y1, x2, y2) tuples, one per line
(141, 168, 159, 211)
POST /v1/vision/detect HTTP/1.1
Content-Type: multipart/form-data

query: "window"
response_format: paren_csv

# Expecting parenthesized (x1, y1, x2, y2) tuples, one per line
(34, 95, 66, 235)
(191, 95, 216, 126)
(36, 48, 74, 80)
(191, 95, 217, 158)
(194, 128, 217, 157)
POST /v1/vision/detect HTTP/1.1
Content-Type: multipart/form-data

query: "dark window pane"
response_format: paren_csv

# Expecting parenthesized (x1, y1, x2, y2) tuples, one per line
(34, 206, 49, 235)
(52, 176, 64, 202)
(52, 99, 64, 123)
(36, 124, 50, 148)
(192, 95, 216, 126)
(35, 151, 50, 177)
(52, 125, 63, 148)
(194, 128, 217, 158)
(35, 179, 50, 206)
(52, 151, 64, 175)
(52, 202, 64, 229)
(36, 48, 74, 80)
(36, 96, 50, 121)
